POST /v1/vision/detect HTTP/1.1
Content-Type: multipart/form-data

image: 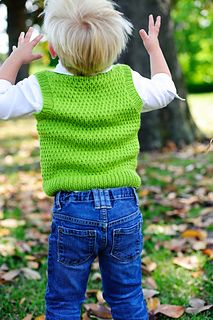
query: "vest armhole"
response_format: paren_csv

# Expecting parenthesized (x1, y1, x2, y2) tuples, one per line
(120, 65, 143, 113)
(34, 71, 53, 118)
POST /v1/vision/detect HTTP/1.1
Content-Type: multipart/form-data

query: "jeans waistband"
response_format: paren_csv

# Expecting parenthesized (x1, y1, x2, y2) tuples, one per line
(55, 187, 139, 209)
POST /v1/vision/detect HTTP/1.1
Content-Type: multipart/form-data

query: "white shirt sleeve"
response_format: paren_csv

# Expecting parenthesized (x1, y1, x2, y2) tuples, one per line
(131, 70, 185, 113)
(0, 65, 185, 120)
(0, 75, 42, 120)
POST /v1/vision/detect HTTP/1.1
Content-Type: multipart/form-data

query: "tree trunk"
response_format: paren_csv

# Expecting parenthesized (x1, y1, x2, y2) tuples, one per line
(116, 0, 199, 150)
(6, 0, 29, 82)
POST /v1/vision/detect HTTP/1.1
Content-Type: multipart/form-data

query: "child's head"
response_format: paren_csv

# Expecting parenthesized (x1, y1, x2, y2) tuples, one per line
(44, 0, 133, 75)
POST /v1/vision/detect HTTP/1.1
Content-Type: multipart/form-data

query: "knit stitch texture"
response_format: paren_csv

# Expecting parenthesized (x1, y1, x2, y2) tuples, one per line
(34, 64, 143, 196)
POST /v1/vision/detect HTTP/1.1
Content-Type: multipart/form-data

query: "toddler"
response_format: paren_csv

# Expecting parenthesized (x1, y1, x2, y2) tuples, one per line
(0, 0, 182, 319)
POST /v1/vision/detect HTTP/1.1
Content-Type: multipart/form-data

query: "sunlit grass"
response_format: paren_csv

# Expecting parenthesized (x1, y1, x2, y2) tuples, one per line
(188, 93, 213, 138)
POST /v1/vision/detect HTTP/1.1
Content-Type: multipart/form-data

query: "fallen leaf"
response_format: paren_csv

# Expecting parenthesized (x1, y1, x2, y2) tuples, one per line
(155, 304, 185, 318)
(192, 241, 207, 251)
(91, 272, 101, 281)
(19, 297, 26, 305)
(34, 315, 45, 320)
(173, 256, 199, 270)
(27, 261, 39, 269)
(143, 277, 158, 289)
(189, 298, 205, 308)
(84, 303, 112, 319)
(203, 248, 213, 259)
(82, 313, 90, 320)
(22, 315, 33, 320)
(21, 268, 41, 280)
(163, 239, 187, 252)
(0, 228, 10, 236)
(143, 288, 159, 299)
(142, 257, 157, 272)
(186, 305, 213, 315)
(181, 229, 207, 240)
(147, 297, 161, 312)
(96, 290, 105, 304)
(191, 270, 204, 278)
(1, 269, 20, 281)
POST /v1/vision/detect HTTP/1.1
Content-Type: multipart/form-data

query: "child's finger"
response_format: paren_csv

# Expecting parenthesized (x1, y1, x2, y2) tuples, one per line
(31, 34, 43, 47)
(18, 32, 25, 45)
(32, 53, 43, 61)
(139, 29, 149, 42)
(25, 27, 34, 41)
(148, 14, 155, 34)
(155, 16, 161, 32)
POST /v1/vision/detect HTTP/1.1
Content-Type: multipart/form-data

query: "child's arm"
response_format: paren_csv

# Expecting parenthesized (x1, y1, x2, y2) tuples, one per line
(0, 27, 43, 84)
(139, 15, 171, 78)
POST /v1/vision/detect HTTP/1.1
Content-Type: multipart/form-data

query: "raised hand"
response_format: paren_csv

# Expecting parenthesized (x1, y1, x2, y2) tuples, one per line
(12, 27, 43, 64)
(139, 15, 161, 55)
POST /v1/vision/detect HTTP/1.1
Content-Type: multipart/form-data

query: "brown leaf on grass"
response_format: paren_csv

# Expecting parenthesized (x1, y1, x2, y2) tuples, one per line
(22, 315, 33, 320)
(143, 277, 158, 289)
(1, 269, 20, 281)
(0, 218, 25, 228)
(96, 290, 105, 304)
(19, 297, 26, 305)
(21, 268, 41, 280)
(91, 261, 99, 270)
(0, 228, 10, 236)
(86, 289, 99, 296)
(0, 263, 9, 271)
(189, 298, 205, 308)
(181, 229, 207, 240)
(143, 288, 159, 299)
(155, 304, 185, 318)
(84, 303, 112, 319)
(91, 272, 101, 281)
(191, 270, 204, 278)
(173, 255, 199, 270)
(27, 261, 39, 269)
(163, 239, 187, 252)
(186, 299, 213, 314)
(142, 257, 157, 272)
(192, 241, 207, 251)
(145, 224, 187, 236)
(202, 248, 213, 259)
(82, 313, 90, 320)
(147, 297, 161, 312)
(34, 315, 45, 320)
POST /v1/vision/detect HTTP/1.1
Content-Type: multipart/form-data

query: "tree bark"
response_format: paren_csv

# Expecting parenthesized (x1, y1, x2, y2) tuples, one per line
(5, 0, 29, 82)
(116, 0, 199, 150)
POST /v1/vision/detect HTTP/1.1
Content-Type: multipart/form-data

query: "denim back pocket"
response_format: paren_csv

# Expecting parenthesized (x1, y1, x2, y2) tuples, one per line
(57, 226, 96, 266)
(110, 220, 142, 263)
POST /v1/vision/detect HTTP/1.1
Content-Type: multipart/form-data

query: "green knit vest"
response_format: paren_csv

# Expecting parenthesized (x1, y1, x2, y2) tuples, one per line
(34, 64, 142, 196)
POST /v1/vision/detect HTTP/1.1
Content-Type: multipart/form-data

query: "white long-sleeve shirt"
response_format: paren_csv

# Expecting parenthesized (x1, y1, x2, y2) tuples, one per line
(0, 61, 183, 120)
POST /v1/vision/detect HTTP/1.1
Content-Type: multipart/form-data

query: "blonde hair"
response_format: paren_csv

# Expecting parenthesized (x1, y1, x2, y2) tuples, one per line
(43, 0, 133, 75)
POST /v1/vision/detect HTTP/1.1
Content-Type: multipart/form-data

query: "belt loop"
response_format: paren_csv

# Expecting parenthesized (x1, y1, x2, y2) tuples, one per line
(55, 191, 62, 210)
(133, 187, 139, 206)
(92, 189, 101, 209)
(103, 189, 112, 208)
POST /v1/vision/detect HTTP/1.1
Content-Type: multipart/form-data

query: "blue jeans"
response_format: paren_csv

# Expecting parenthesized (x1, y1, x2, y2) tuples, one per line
(45, 187, 148, 320)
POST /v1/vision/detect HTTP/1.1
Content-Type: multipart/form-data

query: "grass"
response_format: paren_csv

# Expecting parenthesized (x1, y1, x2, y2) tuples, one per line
(188, 93, 213, 138)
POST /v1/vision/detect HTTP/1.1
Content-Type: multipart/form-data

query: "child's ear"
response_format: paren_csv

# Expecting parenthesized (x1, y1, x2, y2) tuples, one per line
(48, 43, 57, 59)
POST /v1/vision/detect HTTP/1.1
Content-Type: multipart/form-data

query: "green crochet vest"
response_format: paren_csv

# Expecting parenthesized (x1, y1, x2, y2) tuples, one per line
(34, 64, 142, 196)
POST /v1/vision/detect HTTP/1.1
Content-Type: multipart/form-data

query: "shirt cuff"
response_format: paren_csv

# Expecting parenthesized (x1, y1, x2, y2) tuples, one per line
(152, 73, 185, 101)
(0, 79, 12, 93)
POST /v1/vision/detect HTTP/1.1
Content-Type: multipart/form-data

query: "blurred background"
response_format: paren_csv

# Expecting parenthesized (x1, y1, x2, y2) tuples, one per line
(0, 1, 213, 319)
(0, 0, 212, 150)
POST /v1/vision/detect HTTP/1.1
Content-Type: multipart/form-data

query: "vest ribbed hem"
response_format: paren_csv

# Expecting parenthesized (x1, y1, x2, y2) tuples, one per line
(43, 170, 141, 196)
